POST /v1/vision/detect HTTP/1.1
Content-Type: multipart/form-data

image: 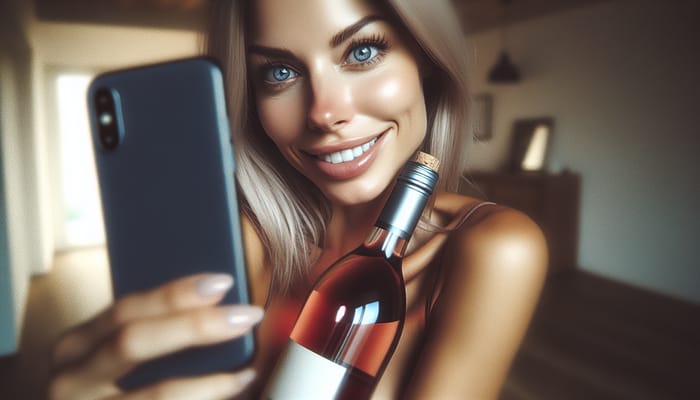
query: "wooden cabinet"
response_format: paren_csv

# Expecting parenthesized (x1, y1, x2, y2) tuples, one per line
(460, 171, 580, 274)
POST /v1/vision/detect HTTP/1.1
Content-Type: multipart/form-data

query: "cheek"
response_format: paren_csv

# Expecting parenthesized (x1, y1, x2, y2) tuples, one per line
(355, 63, 426, 130)
(256, 91, 306, 145)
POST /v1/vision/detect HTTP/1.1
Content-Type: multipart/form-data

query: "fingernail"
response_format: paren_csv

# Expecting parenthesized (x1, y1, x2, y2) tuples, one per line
(237, 368, 256, 386)
(226, 305, 264, 327)
(196, 274, 234, 297)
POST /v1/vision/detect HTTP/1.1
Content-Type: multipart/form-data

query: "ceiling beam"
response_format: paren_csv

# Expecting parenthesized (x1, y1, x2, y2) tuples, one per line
(453, 0, 613, 34)
(34, 0, 613, 34)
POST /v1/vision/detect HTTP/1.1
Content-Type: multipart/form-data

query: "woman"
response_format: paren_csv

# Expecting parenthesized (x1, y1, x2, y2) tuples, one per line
(49, 0, 547, 398)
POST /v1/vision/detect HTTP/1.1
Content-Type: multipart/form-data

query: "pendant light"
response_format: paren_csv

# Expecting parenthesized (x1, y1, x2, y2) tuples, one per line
(488, 0, 520, 83)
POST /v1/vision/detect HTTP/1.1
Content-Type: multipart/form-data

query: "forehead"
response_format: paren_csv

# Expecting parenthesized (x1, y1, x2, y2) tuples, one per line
(249, 0, 386, 44)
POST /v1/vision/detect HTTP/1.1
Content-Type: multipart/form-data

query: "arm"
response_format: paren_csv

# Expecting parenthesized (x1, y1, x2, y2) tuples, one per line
(47, 212, 268, 400)
(406, 207, 548, 399)
(48, 274, 263, 400)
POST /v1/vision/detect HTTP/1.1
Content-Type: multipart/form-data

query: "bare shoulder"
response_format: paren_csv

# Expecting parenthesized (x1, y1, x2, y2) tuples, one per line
(404, 192, 548, 398)
(240, 212, 272, 306)
(434, 191, 548, 277)
(240, 212, 266, 265)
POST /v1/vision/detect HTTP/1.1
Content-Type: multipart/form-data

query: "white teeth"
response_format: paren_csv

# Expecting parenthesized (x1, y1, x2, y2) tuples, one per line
(320, 138, 377, 164)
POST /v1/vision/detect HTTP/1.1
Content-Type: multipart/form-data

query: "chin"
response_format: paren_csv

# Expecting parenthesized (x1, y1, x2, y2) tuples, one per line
(323, 175, 394, 207)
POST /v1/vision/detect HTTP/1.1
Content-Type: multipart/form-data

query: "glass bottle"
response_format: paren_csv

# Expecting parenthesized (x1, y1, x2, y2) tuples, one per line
(264, 152, 440, 400)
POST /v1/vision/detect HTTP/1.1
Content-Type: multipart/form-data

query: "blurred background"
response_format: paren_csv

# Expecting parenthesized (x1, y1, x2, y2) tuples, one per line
(0, 0, 698, 398)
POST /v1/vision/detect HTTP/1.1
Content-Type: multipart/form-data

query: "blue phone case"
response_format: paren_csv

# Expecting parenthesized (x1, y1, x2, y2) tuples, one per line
(87, 57, 254, 389)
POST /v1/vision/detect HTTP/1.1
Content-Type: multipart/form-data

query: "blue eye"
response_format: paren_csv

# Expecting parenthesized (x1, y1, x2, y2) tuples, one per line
(266, 65, 297, 83)
(348, 45, 379, 64)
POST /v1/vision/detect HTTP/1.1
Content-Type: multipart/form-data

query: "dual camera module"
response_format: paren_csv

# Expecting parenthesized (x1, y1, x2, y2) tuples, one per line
(93, 88, 122, 151)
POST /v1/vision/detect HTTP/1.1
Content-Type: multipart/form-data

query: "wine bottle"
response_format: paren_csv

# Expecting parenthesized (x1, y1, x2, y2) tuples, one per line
(264, 152, 440, 400)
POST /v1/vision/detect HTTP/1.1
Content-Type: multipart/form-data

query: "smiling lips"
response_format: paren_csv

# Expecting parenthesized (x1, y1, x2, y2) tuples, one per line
(318, 137, 378, 164)
(307, 132, 386, 180)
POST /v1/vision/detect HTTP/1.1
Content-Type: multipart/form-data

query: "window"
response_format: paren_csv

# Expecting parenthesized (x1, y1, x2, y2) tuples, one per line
(55, 73, 105, 247)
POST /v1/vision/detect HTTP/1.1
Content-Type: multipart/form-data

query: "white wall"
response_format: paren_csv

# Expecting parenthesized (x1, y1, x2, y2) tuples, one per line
(465, 0, 700, 303)
(30, 22, 200, 259)
(0, 18, 199, 355)
(32, 22, 202, 69)
(0, 0, 37, 356)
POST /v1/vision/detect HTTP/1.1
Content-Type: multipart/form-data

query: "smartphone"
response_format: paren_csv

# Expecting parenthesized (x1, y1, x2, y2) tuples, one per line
(87, 57, 254, 390)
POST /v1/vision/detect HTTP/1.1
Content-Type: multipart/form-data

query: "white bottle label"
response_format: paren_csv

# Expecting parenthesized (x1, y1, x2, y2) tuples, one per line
(264, 340, 348, 399)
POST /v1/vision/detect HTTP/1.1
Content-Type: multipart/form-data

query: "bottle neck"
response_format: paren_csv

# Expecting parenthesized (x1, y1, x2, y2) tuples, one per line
(364, 226, 410, 259)
(375, 177, 431, 241)
(365, 158, 438, 260)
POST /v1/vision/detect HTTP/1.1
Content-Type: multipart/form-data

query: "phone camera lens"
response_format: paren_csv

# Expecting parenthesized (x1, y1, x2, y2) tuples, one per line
(94, 87, 122, 151)
(100, 112, 113, 126)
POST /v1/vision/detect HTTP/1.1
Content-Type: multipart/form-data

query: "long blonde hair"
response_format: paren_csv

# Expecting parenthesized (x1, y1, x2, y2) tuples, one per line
(205, 0, 471, 294)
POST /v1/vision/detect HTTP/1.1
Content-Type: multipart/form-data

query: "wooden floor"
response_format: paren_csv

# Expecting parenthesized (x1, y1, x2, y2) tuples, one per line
(1, 247, 698, 399)
(500, 271, 700, 400)
(0, 247, 113, 400)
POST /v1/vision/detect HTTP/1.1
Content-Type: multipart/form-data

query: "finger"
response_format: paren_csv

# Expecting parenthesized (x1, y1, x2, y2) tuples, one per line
(78, 304, 264, 382)
(52, 273, 234, 369)
(113, 370, 257, 400)
(48, 371, 120, 400)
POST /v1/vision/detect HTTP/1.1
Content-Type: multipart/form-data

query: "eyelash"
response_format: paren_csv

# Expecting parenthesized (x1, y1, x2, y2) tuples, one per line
(256, 33, 392, 90)
(342, 33, 391, 68)
(258, 60, 298, 90)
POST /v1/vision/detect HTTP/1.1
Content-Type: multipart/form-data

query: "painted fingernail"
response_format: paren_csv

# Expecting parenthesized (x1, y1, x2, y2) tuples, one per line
(237, 368, 256, 386)
(196, 274, 234, 297)
(226, 305, 264, 327)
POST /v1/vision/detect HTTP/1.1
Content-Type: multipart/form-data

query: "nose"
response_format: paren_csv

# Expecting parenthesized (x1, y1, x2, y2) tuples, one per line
(306, 69, 354, 133)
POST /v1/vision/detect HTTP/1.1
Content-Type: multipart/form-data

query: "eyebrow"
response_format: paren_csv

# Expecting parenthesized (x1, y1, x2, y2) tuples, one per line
(247, 45, 298, 62)
(330, 15, 385, 47)
(248, 15, 386, 58)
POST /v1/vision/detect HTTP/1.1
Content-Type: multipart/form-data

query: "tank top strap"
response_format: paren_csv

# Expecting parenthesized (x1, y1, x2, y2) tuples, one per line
(452, 201, 498, 230)
(424, 201, 498, 323)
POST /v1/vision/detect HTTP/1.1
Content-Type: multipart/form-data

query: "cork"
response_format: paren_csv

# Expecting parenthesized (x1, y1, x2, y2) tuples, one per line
(412, 151, 440, 172)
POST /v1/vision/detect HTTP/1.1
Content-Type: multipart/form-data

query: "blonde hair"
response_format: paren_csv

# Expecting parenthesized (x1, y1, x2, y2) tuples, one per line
(206, 0, 471, 294)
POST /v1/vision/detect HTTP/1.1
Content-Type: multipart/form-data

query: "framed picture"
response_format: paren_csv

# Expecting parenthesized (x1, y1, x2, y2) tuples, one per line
(508, 117, 553, 173)
(472, 93, 493, 141)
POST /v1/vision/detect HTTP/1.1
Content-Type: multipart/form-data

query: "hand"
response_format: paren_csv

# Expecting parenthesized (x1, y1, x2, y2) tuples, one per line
(48, 273, 264, 400)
